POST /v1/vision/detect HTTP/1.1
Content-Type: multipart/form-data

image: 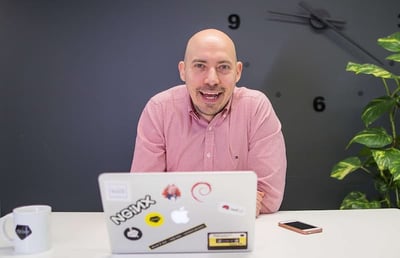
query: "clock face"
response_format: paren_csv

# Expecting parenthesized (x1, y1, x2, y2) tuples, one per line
(1, 0, 399, 214)
(223, 1, 400, 209)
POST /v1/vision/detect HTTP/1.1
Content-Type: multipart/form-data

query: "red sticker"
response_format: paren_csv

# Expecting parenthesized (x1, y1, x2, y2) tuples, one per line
(162, 184, 181, 200)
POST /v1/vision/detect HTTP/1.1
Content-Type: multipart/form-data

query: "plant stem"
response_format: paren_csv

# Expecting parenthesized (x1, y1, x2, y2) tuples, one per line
(360, 166, 372, 175)
(392, 86, 400, 96)
(388, 76, 399, 147)
(389, 108, 397, 147)
(394, 77, 399, 89)
(382, 78, 390, 95)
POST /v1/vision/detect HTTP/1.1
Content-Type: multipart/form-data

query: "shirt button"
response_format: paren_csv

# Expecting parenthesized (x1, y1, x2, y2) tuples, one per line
(208, 126, 212, 131)
(206, 153, 211, 158)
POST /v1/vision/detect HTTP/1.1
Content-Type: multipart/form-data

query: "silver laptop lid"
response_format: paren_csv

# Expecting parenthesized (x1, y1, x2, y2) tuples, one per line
(98, 171, 257, 254)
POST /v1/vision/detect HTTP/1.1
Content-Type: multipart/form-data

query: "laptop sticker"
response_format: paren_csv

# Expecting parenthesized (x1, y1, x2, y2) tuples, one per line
(149, 223, 207, 250)
(218, 203, 246, 216)
(170, 207, 190, 224)
(124, 227, 143, 241)
(162, 184, 181, 200)
(208, 232, 248, 250)
(191, 182, 212, 202)
(104, 181, 130, 201)
(145, 212, 164, 227)
(110, 195, 157, 225)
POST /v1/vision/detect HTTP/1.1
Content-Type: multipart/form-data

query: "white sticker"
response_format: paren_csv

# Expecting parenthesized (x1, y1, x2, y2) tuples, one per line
(105, 181, 130, 201)
(218, 202, 246, 216)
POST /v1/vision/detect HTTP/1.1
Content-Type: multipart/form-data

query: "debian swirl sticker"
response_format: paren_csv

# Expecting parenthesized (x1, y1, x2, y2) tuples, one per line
(191, 182, 212, 202)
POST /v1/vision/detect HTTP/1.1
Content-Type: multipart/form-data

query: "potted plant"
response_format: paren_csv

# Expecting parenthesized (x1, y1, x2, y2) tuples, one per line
(330, 32, 400, 209)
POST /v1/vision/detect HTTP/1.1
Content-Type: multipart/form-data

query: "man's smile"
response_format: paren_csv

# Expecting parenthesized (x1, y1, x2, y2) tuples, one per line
(198, 90, 223, 103)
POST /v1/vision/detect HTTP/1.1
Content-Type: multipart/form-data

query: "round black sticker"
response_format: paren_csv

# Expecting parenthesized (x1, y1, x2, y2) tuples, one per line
(124, 227, 143, 240)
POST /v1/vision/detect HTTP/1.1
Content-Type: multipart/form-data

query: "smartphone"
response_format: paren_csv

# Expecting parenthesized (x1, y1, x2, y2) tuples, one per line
(278, 220, 323, 235)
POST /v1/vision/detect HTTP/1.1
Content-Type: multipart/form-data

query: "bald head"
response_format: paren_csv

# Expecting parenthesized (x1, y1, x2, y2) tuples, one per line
(183, 29, 238, 63)
(178, 28, 242, 122)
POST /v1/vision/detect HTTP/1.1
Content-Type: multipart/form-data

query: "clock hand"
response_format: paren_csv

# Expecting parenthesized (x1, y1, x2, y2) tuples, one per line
(268, 10, 346, 27)
(298, 1, 384, 66)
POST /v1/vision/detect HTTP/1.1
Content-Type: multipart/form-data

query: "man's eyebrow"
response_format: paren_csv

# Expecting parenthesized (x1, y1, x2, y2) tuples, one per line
(191, 59, 233, 65)
(191, 59, 207, 63)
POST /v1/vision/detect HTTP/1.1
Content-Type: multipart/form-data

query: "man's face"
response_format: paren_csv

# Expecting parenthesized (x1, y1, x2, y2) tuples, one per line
(179, 32, 242, 121)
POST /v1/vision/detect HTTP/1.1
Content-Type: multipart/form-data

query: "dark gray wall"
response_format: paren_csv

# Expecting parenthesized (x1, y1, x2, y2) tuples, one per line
(1, 0, 399, 214)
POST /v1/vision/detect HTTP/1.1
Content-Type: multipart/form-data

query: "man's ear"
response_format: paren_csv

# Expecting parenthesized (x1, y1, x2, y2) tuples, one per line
(235, 61, 243, 83)
(178, 61, 186, 82)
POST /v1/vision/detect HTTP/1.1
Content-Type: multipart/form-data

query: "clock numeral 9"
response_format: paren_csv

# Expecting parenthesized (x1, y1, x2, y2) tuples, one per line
(313, 96, 326, 112)
(228, 14, 240, 30)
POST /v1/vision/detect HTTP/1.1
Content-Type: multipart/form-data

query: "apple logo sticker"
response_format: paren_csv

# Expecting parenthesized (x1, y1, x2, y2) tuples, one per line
(170, 207, 190, 224)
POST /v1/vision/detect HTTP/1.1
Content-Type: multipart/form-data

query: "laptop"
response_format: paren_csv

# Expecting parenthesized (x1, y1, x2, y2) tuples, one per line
(98, 171, 257, 254)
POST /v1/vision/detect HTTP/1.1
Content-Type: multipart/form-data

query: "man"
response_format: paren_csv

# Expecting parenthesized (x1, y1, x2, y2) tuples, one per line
(131, 28, 286, 216)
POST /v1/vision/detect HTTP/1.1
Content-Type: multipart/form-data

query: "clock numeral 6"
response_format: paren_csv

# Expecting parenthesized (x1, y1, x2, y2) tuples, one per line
(228, 14, 240, 30)
(313, 96, 326, 112)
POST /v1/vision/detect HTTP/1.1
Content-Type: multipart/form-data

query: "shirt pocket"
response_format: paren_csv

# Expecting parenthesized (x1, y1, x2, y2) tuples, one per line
(228, 144, 244, 169)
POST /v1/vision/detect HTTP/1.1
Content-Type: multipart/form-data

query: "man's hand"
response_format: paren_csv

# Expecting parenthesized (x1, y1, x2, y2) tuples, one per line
(256, 191, 265, 217)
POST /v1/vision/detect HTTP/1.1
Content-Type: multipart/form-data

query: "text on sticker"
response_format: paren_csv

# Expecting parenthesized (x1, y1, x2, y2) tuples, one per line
(110, 195, 156, 225)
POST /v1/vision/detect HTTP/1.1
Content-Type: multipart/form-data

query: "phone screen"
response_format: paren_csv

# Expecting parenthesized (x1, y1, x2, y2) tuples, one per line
(284, 221, 317, 230)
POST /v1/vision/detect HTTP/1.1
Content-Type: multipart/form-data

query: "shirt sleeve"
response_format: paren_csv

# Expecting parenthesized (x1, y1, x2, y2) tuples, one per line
(130, 99, 166, 172)
(248, 94, 287, 214)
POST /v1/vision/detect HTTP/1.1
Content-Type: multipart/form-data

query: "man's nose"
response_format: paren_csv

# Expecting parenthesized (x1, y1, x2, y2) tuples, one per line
(204, 67, 220, 86)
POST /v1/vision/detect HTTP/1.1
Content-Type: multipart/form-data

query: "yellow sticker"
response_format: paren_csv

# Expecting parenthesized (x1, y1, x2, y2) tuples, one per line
(208, 232, 248, 250)
(145, 212, 164, 227)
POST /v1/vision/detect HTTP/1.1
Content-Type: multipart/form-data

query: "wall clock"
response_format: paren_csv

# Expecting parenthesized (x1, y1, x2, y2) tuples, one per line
(269, 1, 385, 66)
(225, 1, 399, 209)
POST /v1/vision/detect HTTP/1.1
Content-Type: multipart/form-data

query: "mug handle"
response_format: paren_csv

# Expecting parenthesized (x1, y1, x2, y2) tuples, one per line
(0, 213, 14, 245)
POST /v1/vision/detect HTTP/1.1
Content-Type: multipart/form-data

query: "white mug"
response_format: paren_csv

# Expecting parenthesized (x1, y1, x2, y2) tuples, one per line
(0, 205, 52, 254)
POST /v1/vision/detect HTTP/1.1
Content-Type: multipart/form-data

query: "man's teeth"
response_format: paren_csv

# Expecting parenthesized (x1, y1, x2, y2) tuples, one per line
(201, 92, 220, 99)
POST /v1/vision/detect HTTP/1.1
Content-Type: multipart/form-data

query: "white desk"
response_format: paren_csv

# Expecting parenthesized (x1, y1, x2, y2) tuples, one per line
(0, 209, 399, 258)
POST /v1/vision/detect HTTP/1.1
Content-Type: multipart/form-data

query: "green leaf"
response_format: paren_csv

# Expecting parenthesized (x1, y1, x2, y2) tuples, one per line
(387, 148, 400, 181)
(340, 191, 381, 209)
(386, 53, 400, 62)
(331, 157, 362, 180)
(391, 165, 400, 182)
(371, 148, 400, 177)
(377, 32, 400, 52)
(374, 178, 389, 195)
(346, 62, 395, 79)
(361, 96, 397, 127)
(358, 148, 378, 168)
(347, 127, 392, 148)
(372, 150, 390, 171)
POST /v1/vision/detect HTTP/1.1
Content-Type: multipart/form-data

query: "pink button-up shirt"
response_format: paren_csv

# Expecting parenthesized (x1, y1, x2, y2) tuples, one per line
(131, 85, 286, 213)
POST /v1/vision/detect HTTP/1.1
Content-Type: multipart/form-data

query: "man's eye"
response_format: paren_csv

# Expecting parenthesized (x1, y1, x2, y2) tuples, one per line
(218, 65, 231, 72)
(194, 63, 206, 69)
